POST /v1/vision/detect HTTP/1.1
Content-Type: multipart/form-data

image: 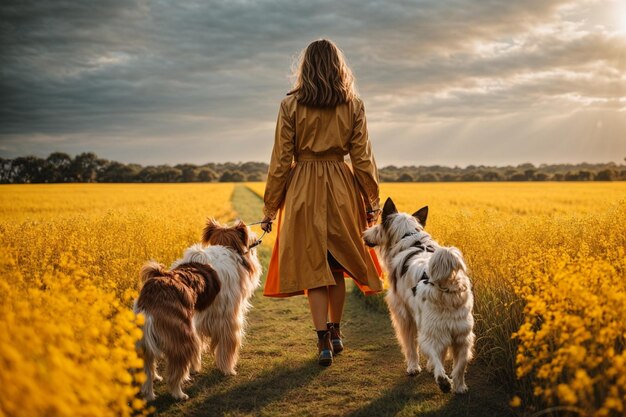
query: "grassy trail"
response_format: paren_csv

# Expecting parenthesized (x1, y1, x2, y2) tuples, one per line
(152, 185, 514, 416)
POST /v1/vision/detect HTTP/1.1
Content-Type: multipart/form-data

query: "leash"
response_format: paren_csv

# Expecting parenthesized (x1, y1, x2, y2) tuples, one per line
(245, 219, 272, 250)
(248, 230, 267, 249)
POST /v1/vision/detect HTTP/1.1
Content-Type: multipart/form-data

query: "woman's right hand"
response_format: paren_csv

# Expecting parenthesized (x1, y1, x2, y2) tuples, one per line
(260, 215, 273, 233)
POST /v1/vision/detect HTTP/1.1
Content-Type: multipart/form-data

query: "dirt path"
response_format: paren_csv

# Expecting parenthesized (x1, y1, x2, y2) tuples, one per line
(151, 185, 514, 416)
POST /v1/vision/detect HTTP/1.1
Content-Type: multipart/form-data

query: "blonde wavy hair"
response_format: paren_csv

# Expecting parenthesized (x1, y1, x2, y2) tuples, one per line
(288, 39, 357, 107)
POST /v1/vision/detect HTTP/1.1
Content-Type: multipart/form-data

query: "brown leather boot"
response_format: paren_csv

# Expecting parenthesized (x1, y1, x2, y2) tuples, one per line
(327, 323, 344, 354)
(317, 331, 333, 366)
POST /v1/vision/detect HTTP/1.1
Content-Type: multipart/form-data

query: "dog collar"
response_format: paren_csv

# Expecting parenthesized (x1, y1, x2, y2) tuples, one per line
(243, 230, 266, 254)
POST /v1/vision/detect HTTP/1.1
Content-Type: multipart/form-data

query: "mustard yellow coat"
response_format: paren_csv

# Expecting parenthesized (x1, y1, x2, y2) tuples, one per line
(262, 94, 383, 297)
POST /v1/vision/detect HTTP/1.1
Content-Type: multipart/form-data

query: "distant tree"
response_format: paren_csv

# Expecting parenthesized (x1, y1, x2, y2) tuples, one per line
(417, 173, 438, 182)
(219, 171, 232, 182)
(68, 152, 101, 182)
(175, 164, 199, 182)
(483, 171, 502, 181)
(578, 170, 594, 181)
(151, 166, 182, 182)
(461, 172, 482, 181)
(504, 169, 518, 179)
(100, 162, 141, 182)
(595, 169, 616, 181)
(0, 158, 19, 183)
(0, 158, 12, 183)
(219, 170, 245, 182)
(197, 167, 218, 182)
(397, 173, 414, 182)
(524, 169, 537, 180)
(535, 172, 550, 181)
(137, 166, 156, 182)
(12, 156, 46, 183)
(379, 172, 397, 182)
(510, 172, 527, 181)
(45, 152, 72, 182)
(246, 172, 263, 182)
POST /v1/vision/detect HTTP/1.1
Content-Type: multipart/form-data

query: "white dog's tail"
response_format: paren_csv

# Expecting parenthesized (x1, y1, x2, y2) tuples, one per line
(428, 246, 466, 282)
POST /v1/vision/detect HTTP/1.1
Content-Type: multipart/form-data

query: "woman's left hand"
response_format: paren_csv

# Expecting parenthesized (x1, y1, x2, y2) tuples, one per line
(366, 209, 380, 227)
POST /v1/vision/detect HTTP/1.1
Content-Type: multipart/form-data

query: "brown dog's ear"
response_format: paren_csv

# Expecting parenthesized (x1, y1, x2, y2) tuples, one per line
(234, 219, 249, 246)
(413, 206, 428, 227)
(382, 197, 398, 223)
(202, 218, 220, 245)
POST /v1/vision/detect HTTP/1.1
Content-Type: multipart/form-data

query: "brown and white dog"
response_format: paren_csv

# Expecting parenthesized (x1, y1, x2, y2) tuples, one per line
(363, 198, 475, 394)
(134, 219, 262, 401)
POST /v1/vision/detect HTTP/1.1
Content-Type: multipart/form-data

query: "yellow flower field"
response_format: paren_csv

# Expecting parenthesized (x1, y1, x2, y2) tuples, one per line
(1, 182, 625, 416)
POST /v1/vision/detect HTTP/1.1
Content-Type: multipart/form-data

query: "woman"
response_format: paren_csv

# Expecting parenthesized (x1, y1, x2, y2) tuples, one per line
(260, 39, 383, 366)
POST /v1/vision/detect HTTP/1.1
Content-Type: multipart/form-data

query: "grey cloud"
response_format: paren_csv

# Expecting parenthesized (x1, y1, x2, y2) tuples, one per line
(0, 0, 624, 166)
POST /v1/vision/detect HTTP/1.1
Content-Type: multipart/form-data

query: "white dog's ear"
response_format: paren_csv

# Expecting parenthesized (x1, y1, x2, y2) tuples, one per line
(202, 218, 220, 245)
(382, 197, 398, 223)
(413, 206, 428, 227)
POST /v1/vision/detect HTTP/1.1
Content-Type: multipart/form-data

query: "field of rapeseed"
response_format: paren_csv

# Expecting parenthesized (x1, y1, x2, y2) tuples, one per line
(1, 182, 624, 416)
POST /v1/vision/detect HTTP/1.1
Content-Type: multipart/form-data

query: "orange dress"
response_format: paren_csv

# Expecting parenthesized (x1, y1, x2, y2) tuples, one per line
(262, 94, 383, 297)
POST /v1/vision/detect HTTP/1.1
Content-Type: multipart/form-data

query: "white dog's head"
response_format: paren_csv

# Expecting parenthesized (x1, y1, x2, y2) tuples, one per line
(363, 197, 428, 250)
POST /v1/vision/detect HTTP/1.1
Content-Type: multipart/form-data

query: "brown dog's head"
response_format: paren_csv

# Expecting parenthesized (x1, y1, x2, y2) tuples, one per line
(201, 218, 252, 255)
(201, 218, 260, 277)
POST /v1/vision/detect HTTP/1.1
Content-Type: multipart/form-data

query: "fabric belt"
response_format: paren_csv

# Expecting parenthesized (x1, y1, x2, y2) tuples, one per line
(295, 153, 344, 162)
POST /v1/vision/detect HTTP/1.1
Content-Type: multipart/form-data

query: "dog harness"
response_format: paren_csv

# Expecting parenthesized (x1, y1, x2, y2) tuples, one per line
(401, 231, 436, 252)
(411, 270, 431, 296)
(391, 230, 437, 292)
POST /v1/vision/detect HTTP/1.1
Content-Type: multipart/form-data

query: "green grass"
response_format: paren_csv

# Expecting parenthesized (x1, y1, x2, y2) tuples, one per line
(150, 185, 514, 416)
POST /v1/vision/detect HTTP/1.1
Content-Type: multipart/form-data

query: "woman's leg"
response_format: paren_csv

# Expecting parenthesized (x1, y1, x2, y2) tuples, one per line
(307, 286, 329, 330)
(328, 270, 345, 323)
(309, 286, 333, 366)
(327, 270, 346, 355)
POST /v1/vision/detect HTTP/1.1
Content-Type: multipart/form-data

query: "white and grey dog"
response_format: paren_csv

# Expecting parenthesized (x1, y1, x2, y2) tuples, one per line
(363, 198, 475, 394)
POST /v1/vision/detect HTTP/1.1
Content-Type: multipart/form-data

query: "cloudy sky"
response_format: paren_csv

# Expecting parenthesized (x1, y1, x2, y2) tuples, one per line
(1, 0, 625, 167)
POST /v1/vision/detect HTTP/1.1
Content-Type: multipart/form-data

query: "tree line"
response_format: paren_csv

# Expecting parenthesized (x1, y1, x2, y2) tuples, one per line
(1, 152, 625, 183)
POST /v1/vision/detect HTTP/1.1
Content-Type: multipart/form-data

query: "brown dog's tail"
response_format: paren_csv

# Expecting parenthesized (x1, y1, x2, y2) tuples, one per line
(140, 260, 168, 283)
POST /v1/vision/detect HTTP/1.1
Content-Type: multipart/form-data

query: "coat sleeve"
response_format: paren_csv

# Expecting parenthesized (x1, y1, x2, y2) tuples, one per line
(349, 99, 380, 212)
(263, 99, 295, 220)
